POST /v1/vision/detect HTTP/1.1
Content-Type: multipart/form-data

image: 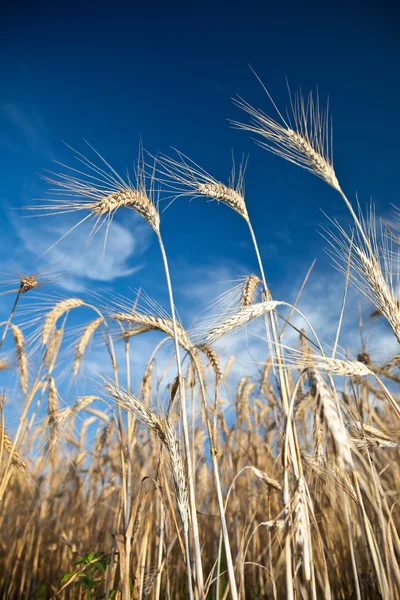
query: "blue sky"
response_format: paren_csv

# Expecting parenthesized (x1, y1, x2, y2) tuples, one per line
(1, 0, 399, 423)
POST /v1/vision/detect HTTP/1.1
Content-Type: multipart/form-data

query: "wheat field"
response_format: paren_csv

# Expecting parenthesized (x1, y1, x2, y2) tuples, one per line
(1, 86, 400, 600)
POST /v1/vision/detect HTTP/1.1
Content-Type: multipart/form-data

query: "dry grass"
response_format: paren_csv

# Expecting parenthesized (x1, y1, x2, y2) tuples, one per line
(1, 82, 400, 600)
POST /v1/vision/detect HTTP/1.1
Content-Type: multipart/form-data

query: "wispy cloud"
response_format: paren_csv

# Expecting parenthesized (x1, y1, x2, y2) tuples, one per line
(11, 213, 153, 292)
(1, 103, 52, 157)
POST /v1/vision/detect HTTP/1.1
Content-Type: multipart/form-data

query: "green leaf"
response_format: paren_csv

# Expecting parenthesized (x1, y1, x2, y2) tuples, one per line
(60, 571, 77, 584)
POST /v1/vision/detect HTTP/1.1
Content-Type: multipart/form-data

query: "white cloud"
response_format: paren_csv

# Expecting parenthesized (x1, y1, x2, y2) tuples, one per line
(12, 212, 153, 292)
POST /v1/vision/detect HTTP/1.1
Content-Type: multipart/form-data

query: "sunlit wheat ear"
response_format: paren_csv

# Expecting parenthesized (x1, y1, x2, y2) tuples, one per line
(325, 215, 400, 343)
(232, 85, 340, 191)
(240, 274, 262, 307)
(105, 382, 166, 441)
(236, 377, 253, 427)
(28, 143, 159, 250)
(292, 475, 311, 582)
(73, 317, 104, 376)
(1, 431, 26, 470)
(105, 382, 189, 525)
(350, 421, 398, 450)
(195, 343, 223, 382)
(308, 368, 354, 471)
(156, 149, 248, 219)
(52, 396, 100, 429)
(113, 311, 193, 353)
(204, 300, 281, 342)
(313, 409, 325, 465)
(45, 327, 63, 372)
(19, 275, 39, 294)
(250, 466, 282, 492)
(47, 376, 59, 452)
(164, 420, 189, 527)
(0, 360, 8, 371)
(10, 324, 28, 393)
(42, 299, 85, 345)
(284, 347, 372, 377)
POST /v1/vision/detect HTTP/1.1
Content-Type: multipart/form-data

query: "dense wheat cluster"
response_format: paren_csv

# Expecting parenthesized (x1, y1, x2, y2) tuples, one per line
(1, 84, 400, 600)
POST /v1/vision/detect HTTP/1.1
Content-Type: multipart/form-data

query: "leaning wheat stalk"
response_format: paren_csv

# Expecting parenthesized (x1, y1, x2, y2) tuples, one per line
(36, 145, 204, 596)
(105, 382, 194, 597)
(233, 82, 380, 259)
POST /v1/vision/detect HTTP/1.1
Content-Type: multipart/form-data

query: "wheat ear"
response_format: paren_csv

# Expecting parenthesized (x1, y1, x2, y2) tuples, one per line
(309, 368, 353, 471)
(10, 324, 28, 393)
(233, 88, 340, 191)
(73, 317, 104, 375)
(42, 299, 85, 345)
(205, 300, 280, 342)
(240, 274, 262, 307)
(1, 431, 26, 470)
(292, 476, 311, 581)
(114, 311, 192, 352)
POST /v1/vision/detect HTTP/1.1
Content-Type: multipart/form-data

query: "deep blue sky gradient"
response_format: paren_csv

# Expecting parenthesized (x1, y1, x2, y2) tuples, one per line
(1, 0, 399, 380)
